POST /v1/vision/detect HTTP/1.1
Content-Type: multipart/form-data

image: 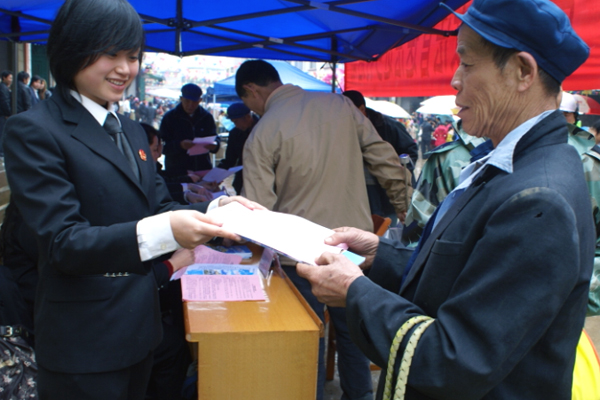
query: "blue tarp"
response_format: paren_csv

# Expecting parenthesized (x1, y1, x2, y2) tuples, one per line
(0, 0, 468, 63)
(213, 60, 335, 97)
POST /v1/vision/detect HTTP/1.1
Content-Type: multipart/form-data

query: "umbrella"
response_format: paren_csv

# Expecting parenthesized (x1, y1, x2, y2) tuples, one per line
(365, 98, 411, 119)
(416, 95, 458, 116)
(573, 94, 600, 115)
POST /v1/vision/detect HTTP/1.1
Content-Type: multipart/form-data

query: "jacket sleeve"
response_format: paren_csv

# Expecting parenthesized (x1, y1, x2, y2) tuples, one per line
(347, 188, 589, 399)
(217, 129, 241, 170)
(241, 123, 278, 209)
(354, 108, 413, 214)
(0, 87, 11, 116)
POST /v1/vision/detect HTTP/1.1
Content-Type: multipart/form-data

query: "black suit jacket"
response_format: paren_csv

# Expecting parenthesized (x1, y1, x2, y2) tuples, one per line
(17, 81, 31, 113)
(347, 111, 595, 399)
(4, 92, 208, 374)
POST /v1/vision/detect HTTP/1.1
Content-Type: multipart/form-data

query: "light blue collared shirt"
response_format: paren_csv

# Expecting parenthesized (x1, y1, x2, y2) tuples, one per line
(454, 110, 555, 191)
(432, 110, 555, 229)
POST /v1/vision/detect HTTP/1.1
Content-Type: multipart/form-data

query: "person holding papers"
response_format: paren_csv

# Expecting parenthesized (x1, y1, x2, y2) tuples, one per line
(159, 83, 220, 177)
(142, 123, 213, 204)
(296, 1, 594, 399)
(217, 102, 259, 194)
(236, 59, 412, 400)
(3, 1, 261, 398)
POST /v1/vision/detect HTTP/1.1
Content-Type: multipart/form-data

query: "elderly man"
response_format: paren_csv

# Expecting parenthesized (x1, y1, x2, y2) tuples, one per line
(159, 83, 219, 177)
(236, 59, 412, 400)
(297, 0, 594, 399)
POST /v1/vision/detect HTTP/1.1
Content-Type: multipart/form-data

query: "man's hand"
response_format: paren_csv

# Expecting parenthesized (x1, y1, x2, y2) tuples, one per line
(219, 195, 267, 211)
(189, 184, 213, 198)
(170, 210, 241, 248)
(397, 211, 407, 224)
(198, 180, 220, 192)
(167, 248, 195, 272)
(188, 174, 201, 183)
(325, 227, 379, 269)
(296, 252, 364, 307)
(185, 191, 211, 203)
(180, 139, 194, 150)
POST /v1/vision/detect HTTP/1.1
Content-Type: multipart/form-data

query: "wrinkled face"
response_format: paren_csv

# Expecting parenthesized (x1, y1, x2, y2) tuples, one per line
(181, 98, 200, 115)
(2, 74, 12, 86)
(74, 49, 139, 106)
(231, 113, 253, 131)
(451, 25, 517, 143)
(149, 135, 163, 162)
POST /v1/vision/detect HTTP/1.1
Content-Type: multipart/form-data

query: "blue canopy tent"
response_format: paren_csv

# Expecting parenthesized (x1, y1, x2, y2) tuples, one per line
(213, 60, 336, 99)
(0, 0, 467, 63)
(0, 0, 468, 107)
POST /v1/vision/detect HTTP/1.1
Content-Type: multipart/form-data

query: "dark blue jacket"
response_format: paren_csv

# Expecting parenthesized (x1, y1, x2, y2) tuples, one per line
(159, 103, 219, 176)
(348, 110, 595, 399)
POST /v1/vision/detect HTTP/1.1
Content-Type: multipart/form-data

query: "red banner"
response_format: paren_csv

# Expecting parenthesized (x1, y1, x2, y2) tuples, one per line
(345, 0, 600, 97)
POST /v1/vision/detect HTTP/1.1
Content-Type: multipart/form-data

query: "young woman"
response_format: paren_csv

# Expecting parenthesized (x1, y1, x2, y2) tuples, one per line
(3, 1, 258, 399)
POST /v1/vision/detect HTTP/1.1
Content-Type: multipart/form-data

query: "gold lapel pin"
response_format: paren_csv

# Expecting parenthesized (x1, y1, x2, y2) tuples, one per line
(139, 149, 147, 161)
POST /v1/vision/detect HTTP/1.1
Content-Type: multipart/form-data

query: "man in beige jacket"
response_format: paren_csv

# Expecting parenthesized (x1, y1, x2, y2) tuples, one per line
(236, 59, 412, 400)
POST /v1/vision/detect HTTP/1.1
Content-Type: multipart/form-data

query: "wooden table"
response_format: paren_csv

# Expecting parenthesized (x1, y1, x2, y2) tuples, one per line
(184, 249, 322, 399)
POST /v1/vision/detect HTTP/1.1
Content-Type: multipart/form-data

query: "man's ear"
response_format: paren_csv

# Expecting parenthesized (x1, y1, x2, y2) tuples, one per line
(515, 52, 538, 92)
(358, 104, 368, 117)
(243, 83, 258, 98)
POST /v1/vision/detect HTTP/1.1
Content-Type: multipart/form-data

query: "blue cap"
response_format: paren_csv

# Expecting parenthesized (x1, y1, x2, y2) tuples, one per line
(227, 102, 250, 119)
(181, 83, 202, 101)
(441, 0, 589, 83)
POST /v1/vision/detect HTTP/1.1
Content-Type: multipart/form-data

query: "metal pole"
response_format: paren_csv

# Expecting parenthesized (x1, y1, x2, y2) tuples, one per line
(11, 41, 17, 115)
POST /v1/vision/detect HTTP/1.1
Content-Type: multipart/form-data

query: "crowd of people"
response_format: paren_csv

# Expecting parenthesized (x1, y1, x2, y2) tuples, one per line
(1, 0, 600, 399)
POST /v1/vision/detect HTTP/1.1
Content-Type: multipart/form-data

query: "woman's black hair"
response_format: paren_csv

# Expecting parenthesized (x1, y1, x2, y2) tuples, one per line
(47, 0, 145, 102)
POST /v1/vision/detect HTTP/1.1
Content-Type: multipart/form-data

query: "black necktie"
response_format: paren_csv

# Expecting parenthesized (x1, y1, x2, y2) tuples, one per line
(103, 113, 140, 181)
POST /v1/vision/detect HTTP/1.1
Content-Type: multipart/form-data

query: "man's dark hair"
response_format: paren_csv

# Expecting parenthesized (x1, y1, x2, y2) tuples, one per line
(1, 71, 12, 80)
(47, 0, 145, 101)
(342, 90, 366, 108)
(30, 75, 42, 85)
(17, 71, 30, 83)
(478, 35, 560, 97)
(140, 123, 158, 145)
(235, 60, 281, 98)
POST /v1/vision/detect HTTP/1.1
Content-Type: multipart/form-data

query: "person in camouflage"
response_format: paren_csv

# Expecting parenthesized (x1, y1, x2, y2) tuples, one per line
(560, 91, 600, 315)
(404, 122, 489, 243)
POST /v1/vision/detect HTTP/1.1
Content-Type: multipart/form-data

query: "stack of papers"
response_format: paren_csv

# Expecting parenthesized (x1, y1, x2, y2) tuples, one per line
(176, 245, 267, 302)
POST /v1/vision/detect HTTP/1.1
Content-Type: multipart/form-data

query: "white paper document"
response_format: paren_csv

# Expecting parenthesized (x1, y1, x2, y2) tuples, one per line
(207, 202, 364, 266)
(187, 136, 217, 156)
(202, 166, 243, 183)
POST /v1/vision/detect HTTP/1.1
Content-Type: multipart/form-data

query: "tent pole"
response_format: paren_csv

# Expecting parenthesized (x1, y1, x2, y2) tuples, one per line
(331, 37, 337, 93)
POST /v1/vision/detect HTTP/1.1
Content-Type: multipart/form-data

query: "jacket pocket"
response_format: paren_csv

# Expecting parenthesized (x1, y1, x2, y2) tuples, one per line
(45, 275, 112, 302)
